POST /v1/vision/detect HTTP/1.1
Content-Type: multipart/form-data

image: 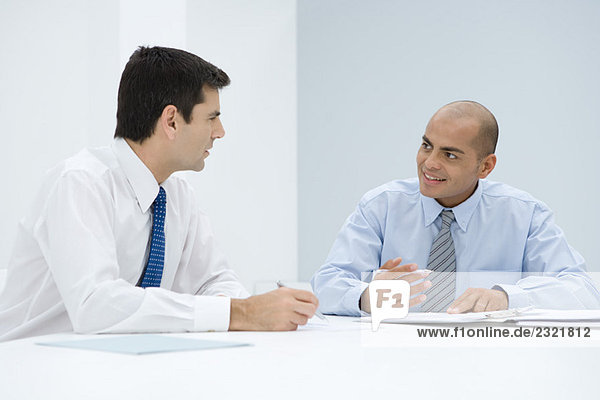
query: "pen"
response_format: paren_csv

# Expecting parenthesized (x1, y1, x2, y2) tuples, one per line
(276, 281, 328, 322)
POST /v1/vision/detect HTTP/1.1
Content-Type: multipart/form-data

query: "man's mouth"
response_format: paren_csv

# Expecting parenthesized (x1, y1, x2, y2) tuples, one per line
(424, 172, 446, 182)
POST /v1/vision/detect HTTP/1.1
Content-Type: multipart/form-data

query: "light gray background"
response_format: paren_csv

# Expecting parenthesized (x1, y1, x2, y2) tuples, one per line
(0, 0, 598, 291)
(298, 0, 600, 280)
(0, 0, 298, 291)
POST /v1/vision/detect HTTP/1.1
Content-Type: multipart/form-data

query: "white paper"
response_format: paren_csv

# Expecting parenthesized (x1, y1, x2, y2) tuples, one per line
(366, 309, 600, 326)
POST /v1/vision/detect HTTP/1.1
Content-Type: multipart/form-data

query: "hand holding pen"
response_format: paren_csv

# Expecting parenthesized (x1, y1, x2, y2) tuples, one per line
(277, 281, 328, 322)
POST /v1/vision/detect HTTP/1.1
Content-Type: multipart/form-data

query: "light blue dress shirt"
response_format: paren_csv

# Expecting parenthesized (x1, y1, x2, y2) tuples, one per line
(311, 178, 600, 316)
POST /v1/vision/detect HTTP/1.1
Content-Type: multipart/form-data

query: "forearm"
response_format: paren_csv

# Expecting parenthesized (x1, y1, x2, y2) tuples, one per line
(194, 269, 250, 298)
(515, 204, 600, 309)
(495, 272, 600, 309)
(66, 280, 231, 334)
(311, 266, 367, 316)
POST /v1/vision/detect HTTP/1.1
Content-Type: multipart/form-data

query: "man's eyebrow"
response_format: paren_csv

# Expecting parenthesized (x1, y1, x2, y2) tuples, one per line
(422, 135, 465, 154)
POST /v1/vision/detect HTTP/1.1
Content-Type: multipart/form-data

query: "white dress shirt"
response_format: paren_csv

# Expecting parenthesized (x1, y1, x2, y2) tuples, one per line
(0, 138, 249, 341)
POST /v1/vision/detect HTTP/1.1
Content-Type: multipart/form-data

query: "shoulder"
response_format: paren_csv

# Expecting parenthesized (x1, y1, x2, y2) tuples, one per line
(480, 180, 550, 211)
(24, 147, 120, 225)
(44, 146, 118, 192)
(360, 178, 420, 207)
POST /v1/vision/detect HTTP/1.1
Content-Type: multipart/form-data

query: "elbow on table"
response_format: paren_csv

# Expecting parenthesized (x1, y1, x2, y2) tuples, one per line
(69, 300, 112, 334)
(68, 285, 132, 334)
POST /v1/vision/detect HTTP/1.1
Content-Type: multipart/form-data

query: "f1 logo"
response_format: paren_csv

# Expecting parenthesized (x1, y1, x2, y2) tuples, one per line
(369, 280, 410, 331)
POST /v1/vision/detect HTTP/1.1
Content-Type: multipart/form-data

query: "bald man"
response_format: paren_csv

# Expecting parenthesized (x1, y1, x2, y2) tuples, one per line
(311, 101, 600, 315)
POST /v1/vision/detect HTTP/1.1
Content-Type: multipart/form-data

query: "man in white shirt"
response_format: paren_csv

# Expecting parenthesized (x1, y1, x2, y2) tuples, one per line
(0, 46, 317, 341)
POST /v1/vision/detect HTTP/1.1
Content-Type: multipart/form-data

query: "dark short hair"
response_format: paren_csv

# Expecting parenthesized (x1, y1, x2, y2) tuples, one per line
(114, 46, 230, 143)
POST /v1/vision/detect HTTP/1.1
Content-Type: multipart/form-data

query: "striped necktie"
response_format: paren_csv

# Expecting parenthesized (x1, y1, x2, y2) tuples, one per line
(138, 187, 167, 288)
(421, 210, 456, 312)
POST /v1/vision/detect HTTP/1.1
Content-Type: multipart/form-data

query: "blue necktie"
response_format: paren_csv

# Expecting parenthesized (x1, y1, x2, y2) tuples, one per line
(139, 187, 167, 288)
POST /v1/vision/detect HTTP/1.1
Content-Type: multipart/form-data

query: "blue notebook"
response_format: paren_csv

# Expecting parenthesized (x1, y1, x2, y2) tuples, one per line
(37, 334, 251, 355)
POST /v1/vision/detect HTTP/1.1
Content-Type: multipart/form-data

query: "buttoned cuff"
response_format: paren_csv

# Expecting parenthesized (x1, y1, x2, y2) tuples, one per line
(193, 296, 231, 332)
(493, 284, 531, 309)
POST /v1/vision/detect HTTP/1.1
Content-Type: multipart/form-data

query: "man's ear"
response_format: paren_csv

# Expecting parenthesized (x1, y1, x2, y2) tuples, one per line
(478, 154, 497, 179)
(158, 105, 179, 140)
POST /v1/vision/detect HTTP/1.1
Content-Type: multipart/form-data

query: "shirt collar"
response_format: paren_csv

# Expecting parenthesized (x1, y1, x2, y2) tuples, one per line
(420, 180, 483, 232)
(112, 138, 160, 213)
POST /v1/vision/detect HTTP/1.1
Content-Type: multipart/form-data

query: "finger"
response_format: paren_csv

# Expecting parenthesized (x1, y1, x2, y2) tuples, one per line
(292, 299, 317, 318)
(280, 322, 299, 331)
(485, 300, 502, 312)
(409, 294, 427, 307)
(409, 280, 432, 296)
(473, 296, 489, 313)
(374, 264, 418, 280)
(374, 270, 410, 281)
(269, 316, 298, 331)
(447, 293, 478, 314)
(398, 270, 431, 283)
(380, 257, 403, 270)
(288, 288, 319, 306)
(488, 290, 508, 311)
(387, 263, 417, 272)
(289, 311, 309, 326)
(387, 264, 419, 274)
(486, 294, 507, 312)
(447, 288, 472, 308)
(373, 271, 395, 281)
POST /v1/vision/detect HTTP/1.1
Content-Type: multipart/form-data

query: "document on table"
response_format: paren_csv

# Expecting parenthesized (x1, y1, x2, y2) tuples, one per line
(37, 334, 251, 355)
(511, 310, 600, 327)
(377, 312, 492, 324)
(367, 309, 600, 326)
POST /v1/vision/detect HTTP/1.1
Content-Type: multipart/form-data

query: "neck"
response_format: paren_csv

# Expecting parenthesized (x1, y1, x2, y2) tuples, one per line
(436, 181, 479, 208)
(125, 138, 172, 184)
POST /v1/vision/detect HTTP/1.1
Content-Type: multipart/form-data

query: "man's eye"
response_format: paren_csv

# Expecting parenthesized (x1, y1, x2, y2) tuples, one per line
(446, 152, 457, 159)
(421, 142, 431, 149)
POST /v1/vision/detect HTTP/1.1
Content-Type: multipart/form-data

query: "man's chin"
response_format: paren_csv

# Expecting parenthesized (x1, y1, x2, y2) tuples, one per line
(188, 161, 205, 172)
(418, 183, 438, 199)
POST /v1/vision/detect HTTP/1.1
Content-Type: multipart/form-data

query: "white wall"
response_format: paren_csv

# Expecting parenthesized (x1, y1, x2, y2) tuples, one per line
(183, 0, 298, 290)
(0, 0, 120, 271)
(3, 0, 596, 293)
(298, 0, 600, 279)
(0, 0, 298, 292)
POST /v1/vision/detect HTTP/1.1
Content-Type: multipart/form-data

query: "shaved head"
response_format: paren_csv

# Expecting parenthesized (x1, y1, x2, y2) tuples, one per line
(432, 100, 498, 158)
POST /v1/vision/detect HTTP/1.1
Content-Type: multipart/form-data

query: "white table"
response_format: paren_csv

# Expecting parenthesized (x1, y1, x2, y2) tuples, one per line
(1, 316, 598, 400)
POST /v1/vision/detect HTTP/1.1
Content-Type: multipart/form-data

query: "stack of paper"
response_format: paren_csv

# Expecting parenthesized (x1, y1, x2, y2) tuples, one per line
(509, 310, 600, 327)
(375, 309, 600, 327)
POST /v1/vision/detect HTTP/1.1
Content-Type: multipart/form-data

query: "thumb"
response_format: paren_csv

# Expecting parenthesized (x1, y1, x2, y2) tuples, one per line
(380, 257, 402, 270)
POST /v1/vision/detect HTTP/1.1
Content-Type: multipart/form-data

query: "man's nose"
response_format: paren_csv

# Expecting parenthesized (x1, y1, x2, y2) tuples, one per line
(424, 152, 441, 170)
(212, 118, 225, 139)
